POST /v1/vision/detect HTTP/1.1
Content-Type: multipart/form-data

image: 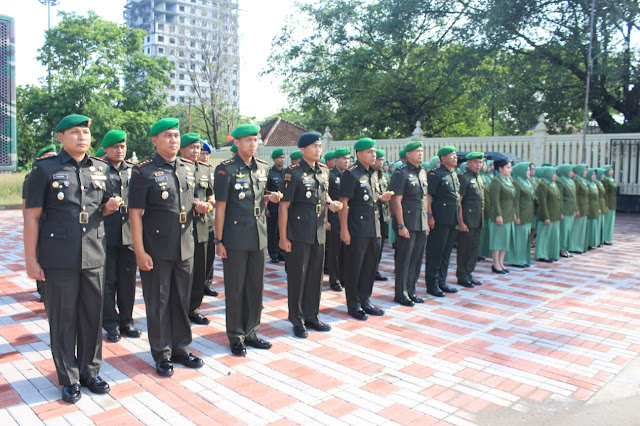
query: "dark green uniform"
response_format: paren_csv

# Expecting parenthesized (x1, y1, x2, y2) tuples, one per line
(128, 153, 196, 363)
(22, 172, 44, 301)
(456, 168, 484, 283)
(534, 176, 562, 260)
(375, 170, 390, 275)
(266, 165, 285, 262)
(425, 164, 461, 294)
(214, 153, 269, 345)
(103, 159, 137, 333)
(204, 165, 217, 292)
(339, 161, 382, 312)
(389, 162, 428, 300)
(326, 167, 343, 288)
(189, 161, 214, 317)
(25, 150, 110, 386)
(281, 160, 329, 327)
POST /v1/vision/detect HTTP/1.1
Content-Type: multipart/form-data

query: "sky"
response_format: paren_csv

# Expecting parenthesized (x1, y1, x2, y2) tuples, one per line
(2, 0, 307, 120)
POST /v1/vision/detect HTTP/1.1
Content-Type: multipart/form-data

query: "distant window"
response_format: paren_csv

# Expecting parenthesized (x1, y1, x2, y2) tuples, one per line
(170, 73, 175, 78)
(170, 96, 176, 101)
(158, 47, 164, 54)
(180, 96, 185, 102)
(158, 24, 164, 31)
(180, 17, 185, 23)
(146, 36, 150, 42)
(158, 35, 164, 42)
(170, 38, 175, 44)
(179, 73, 185, 79)
(190, 41, 195, 47)
(179, 85, 185, 91)
(179, 6, 185, 11)
(179, 51, 184, 57)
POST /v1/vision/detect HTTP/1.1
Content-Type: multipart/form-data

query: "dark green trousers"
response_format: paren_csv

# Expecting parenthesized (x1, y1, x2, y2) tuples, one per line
(43, 267, 103, 386)
(286, 241, 324, 327)
(140, 258, 193, 362)
(189, 240, 207, 315)
(204, 227, 215, 286)
(425, 224, 457, 290)
(343, 236, 380, 311)
(222, 249, 265, 345)
(456, 227, 481, 282)
(103, 245, 137, 331)
(394, 230, 426, 298)
(326, 227, 342, 285)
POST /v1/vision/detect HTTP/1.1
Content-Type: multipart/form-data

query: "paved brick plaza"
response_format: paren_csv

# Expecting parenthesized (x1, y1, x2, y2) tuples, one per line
(0, 209, 639, 425)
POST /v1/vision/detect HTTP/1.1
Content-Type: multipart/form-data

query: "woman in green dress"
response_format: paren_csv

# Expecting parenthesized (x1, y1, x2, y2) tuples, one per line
(556, 164, 577, 258)
(505, 162, 535, 267)
(478, 159, 494, 259)
(585, 168, 601, 249)
(534, 166, 562, 262)
(595, 168, 607, 247)
(602, 165, 616, 244)
(530, 164, 542, 246)
(568, 164, 589, 254)
(489, 159, 515, 274)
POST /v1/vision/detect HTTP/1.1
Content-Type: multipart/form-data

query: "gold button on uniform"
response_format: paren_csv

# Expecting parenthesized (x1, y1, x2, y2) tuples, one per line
(181, 206, 185, 211)
(181, 224, 185, 229)
(156, 230, 160, 234)
(82, 206, 86, 211)
(82, 227, 86, 232)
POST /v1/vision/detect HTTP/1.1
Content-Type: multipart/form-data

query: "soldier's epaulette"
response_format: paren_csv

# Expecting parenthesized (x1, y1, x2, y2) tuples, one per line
(124, 159, 135, 165)
(180, 158, 195, 164)
(318, 162, 328, 168)
(289, 163, 301, 170)
(136, 159, 153, 168)
(198, 161, 213, 168)
(34, 155, 56, 162)
(89, 156, 106, 163)
(427, 170, 436, 176)
(348, 164, 358, 171)
(220, 157, 235, 166)
(255, 157, 268, 165)
(398, 164, 407, 170)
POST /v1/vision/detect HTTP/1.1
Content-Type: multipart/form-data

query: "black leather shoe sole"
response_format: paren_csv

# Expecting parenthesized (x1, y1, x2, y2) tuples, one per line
(293, 326, 308, 338)
(394, 297, 415, 307)
(246, 338, 272, 349)
(374, 273, 388, 281)
(427, 289, 445, 297)
(106, 329, 121, 343)
(80, 377, 110, 394)
(119, 326, 141, 338)
(306, 321, 331, 332)
(171, 354, 204, 368)
(156, 360, 174, 377)
(231, 343, 247, 357)
(440, 285, 458, 294)
(363, 305, 385, 316)
(457, 281, 474, 288)
(203, 287, 219, 297)
(62, 384, 81, 403)
(348, 309, 368, 321)
(409, 294, 425, 303)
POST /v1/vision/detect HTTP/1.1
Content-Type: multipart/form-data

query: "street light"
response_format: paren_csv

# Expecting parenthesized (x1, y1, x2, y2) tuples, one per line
(37, 0, 60, 92)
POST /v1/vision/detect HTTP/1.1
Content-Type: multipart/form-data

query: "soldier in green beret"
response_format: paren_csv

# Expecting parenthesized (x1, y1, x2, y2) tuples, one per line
(129, 118, 208, 376)
(399, 149, 407, 165)
(373, 148, 390, 281)
(534, 166, 562, 262)
(568, 164, 589, 253)
(455, 152, 485, 288)
(602, 165, 616, 245)
(324, 150, 336, 170)
(215, 124, 281, 356)
(230, 144, 238, 154)
(505, 162, 535, 267)
(556, 164, 578, 258)
(100, 130, 141, 343)
(24, 114, 121, 402)
(95, 147, 107, 159)
(390, 141, 429, 305)
(326, 147, 350, 291)
(290, 149, 302, 165)
(280, 132, 342, 336)
(267, 148, 286, 263)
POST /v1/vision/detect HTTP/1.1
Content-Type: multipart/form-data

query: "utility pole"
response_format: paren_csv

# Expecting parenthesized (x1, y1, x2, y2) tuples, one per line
(581, 0, 596, 163)
(37, 0, 60, 94)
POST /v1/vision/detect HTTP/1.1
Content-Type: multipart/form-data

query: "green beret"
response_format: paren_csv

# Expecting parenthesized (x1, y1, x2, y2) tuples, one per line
(404, 141, 423, 153)
(231, 124, 260, 139)
(376, 149, 386, 158)
(333, 148, 350, 158)
(541, 163, 551, 167)
(36, 144, 56, 158)
(55, 114, 91, 132)
(354, 137, 376, 151)
(180, 133, 201, 148)
(298, 132, 322, 148)
(290, 150, 302, 160)
(272, 148, 285, 159)
(230, 144, 237, 153)
(101, 130, 127, 148)
(466, 151, 484, 160)
(150, 117, 179, 136)
(95, 147, 106, 157)
(324, 151, 335, 161)
(399, 149, 406, 159)
(437, 145, 456, 157)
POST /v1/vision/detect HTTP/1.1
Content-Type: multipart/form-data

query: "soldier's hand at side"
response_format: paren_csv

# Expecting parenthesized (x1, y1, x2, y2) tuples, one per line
(329, 200, 343, 212)
(279, 237, 292, 253)
(575, 211, 580, 218)
(496, 216, 504, 225)
(428, 216, 435, 229)
(544, 219, 551, 225)
(265, 209, 271, 218)
(194, 201, 210, 215)
(515, 219, 521, 225)
(560, 213, 564, 220)
(340, 228, 351, 245)
(216, 243, 227, 259)
(137, 252, 154, 271)
(379, 191, 394, 202)
(26, 259, 45, 281)
(458, 222, 469, 232)
(104, 197, 121, 214)
(326, 221, 331, 231)
(398, 227, 410, 239)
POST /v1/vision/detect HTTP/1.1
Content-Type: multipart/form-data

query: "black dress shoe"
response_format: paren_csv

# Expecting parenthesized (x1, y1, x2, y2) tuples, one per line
(524, 264, 530, 268)
(409, 294, 425, 303)
(569, 251, 584, 255)
(80, 376, 110, 394)
(394, 296, 415, 307)
(362, 305, 385, 316)
(156, 360, 174, 377)
(203, 286, 219, 297)
(306, 320, 332, 332)
(503, 269, 510, 273)
(330, 282, 343, 291)
(491, 265, 507, 274)
(171, 353, 204, 368)
(374, 272, 388, 281)
(106, 328, 121, 343)
(246, 337, 272, 349)
(587, 246, 595, 250)
(470, 279, 483, 286)
(324, 265, 329, 275)
(603, 241, 612, 246)
(427, 288, 445, 297)
(62, 383, 81, 403)
(293, 326, 308, 338)
(559, 252, 570, 258)
(231, 342, 247, 357)
(270, 257, 279, 263)
(440, 284, 458, 294)
(457, 280, 474, 288)
(119, 325, 141, 338)
(348, 308, 368, 321)
(189, 313, 210, 325)
(510, 264, 527, 268)
(536, 258, 553, 263)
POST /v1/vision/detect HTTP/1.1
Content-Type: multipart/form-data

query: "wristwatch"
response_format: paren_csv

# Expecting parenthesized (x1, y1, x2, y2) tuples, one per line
(428, 213, 433, 218)
(213, 238, 224, 244)
(398, 224, 405, 229)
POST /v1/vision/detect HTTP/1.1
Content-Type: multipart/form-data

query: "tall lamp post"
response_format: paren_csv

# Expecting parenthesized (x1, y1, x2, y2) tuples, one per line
(37, 0, 60, 92)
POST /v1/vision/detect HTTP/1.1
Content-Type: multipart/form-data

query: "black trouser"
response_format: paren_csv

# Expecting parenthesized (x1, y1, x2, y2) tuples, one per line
(222, 249, 265, 345)
(425, 224, 457, 291)
(267, 207, 283, 260)
(343, 236, 380, 311)
(326, 225, 342, 285)
(140, 258, 193, 362)
(286, 241, 324, 327)
(394, 230, 427, 298)
(456, 226, 481, 282)
(189, 240, 207, 315)
(43, 267, 103, 386)
(204, 227, 215, 286)
(377, 217, 388, 273)
(103, 245, 137, 331)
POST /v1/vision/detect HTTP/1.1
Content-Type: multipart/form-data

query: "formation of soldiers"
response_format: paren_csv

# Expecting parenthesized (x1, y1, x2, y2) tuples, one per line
(22, 115, 617, 404)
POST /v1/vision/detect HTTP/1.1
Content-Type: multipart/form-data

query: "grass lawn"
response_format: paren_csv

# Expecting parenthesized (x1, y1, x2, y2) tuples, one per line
(0, 171, 27, 205)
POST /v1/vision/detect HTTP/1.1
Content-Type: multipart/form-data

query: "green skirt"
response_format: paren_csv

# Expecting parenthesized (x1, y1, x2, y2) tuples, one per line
(479, 218, 492, 257)
(603, 209, 615, 242)
(559, 215, 574, 252)
(586, 218, 600, 248)
(531, 214, 537, 229)
(489, 220, 515, 252)
(534, 220, 560, 259)
(568, 216, 587, 253)
(504, 223, 531, 266)
(597, 215, 604, 245)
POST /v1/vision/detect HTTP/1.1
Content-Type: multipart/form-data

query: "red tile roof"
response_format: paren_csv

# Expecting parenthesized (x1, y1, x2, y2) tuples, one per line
(222, 117, 309, 147)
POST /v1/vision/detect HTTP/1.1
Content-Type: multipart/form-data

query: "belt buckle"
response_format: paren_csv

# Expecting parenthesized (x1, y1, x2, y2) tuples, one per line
(179, 212, 187, 223)
(119, 205, 128, 215)
(316, 203, 322, 216)
(79, 212, 89, 224)
(253, 206, 261, 217)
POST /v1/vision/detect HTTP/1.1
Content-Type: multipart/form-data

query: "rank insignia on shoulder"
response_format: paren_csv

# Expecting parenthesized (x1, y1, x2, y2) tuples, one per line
(289, 163, 300, 170)
(136, 159, 153, 167)
(220, 158, 235, 165)
(198, 161, 213, 167)
(348, 164, 358, 171)
(319, 162, 328, 168)
(256, 157, 268, 164)
(181, 158, 195, 164)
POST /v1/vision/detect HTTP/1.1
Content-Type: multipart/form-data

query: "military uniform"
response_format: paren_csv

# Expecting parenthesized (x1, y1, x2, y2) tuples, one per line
(204, 164, 218, 292)
(375, 169, 390, 276)
(102, 159, 137, 335)
(266, 164, 285, 262)
(425, 164, 461, 295)
(389, 162, 428, 302)
(456, 167, 484, 284)
(25, 149, 110, 387)
(189, 161, 214, 319)
(214, 153, 270, 346)
(339, 161, 382, 314)
(128, 153, 196, 363)
(326, 166, 344, 289)
(281, 159, 329, 328)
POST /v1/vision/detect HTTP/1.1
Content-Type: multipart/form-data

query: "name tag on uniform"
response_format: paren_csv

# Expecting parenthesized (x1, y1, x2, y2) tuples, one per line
(408, 177, 416, 182)
(259, 177, 267, 182)
(360, 183, 368, 187)
(155, 176, 168, 182)
(470, 179, 477, 183)
(273, 177, 279, 181)
(237, 178, 248, 183)
(91, 175, 107, 180)
(53, 174, 68, 179)
(303, 179, 313, 185)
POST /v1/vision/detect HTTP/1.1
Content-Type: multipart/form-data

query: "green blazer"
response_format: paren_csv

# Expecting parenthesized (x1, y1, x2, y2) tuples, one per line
(513, 178, 535, 225)
(556, 178, 577, 216)
(574, 178, 589, 217)
(587, 183, 599, 219)
(603, 178, 617, 210)
(536, 181, 562, 222)
(489, 176, 516, 223)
